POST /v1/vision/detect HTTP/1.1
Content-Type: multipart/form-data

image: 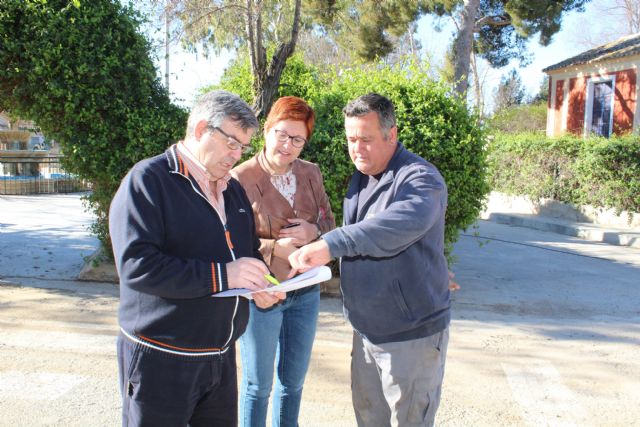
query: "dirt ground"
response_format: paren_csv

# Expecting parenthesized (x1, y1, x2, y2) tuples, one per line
(1, 194, 639, 426)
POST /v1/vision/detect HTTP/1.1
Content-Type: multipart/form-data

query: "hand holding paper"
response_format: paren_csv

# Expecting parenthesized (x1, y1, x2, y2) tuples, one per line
(213, 266, 332, 298)
(223, 257, 283, 306)
(268, 266, 332, 293)
(225, 257, 270, 290)
(252, 289, 286, 307)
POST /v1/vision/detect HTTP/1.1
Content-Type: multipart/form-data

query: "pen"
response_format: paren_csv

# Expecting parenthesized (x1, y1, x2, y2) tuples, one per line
(264, 274, 280, 286)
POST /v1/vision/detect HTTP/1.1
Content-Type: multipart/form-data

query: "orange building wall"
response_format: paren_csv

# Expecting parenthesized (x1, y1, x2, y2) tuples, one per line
(567, 77, 587, 135)
(612, 69, 636, 135)
(554, 79, 565, 135)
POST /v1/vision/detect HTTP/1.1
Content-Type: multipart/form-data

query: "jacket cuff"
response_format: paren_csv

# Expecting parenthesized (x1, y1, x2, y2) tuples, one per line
(210, 262, 229, 294)
(319, 229, 344, 258)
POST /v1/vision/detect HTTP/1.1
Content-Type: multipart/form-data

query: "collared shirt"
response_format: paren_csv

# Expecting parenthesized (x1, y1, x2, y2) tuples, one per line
(177, 142, 228, 224)
(257, 148, 297, 208)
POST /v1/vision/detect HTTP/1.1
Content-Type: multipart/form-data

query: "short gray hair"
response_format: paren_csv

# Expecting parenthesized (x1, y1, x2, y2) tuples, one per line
(186, 90, 259, 138)
(343, 93, 396, 138)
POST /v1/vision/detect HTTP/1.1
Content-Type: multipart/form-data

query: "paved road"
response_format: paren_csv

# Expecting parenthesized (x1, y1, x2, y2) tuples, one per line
(1, 194, 639, 426)
(443, 223, 640, 426)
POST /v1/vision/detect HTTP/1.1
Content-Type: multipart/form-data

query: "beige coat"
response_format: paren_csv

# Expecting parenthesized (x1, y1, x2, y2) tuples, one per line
(231, 150, 336, 281)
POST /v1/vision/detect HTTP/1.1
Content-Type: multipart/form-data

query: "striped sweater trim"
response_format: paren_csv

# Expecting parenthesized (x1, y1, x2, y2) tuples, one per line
(120, 328, 230, 357)
(211, 262, 228, 293)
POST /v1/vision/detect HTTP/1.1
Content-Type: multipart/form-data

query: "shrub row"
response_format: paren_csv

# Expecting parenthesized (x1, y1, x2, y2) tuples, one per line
(215, 56, 490, 254)
(0, 1, 187, 249)
(488, 103, 547, 134)
(487, 132, 640, 213)
(2, 0, 490, 257)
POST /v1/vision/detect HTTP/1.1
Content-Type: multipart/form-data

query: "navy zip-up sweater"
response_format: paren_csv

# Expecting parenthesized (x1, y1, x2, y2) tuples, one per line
(109, 145, 261, 356)
(323, 143, 450, 344)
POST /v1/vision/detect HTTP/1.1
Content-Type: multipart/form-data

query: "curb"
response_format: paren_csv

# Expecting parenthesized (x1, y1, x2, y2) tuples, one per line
(488, 213, 640, 249)
(320, 277, 342, 298)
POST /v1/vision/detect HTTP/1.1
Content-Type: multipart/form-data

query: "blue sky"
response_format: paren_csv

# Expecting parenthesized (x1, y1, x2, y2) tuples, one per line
(157, 1, 616, 110)
(414, 1, 613, 111)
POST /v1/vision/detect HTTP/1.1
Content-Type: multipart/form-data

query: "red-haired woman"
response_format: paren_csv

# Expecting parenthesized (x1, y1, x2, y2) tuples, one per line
(231, 96, 335, 427)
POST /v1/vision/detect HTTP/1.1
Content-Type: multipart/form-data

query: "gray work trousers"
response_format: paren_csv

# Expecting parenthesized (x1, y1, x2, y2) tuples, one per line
(351, 328, 449, 427)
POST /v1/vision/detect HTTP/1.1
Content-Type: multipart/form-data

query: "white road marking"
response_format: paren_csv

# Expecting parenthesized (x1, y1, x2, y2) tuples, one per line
(502, 360, 589, 427)
(0, 371, 86, 401)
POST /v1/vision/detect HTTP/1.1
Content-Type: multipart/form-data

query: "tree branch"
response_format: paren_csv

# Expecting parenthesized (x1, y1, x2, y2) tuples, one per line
(268, 0, 301, 77)
(255, 0, 266, 78)
(474, 14, 511, 30)
(170, 3, 248, 34)
(246, 0, 257, 80)
(450, 14, 460, 31)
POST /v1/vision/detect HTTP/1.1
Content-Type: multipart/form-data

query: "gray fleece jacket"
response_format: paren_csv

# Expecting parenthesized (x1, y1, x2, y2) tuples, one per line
(323, 143, 450, 344)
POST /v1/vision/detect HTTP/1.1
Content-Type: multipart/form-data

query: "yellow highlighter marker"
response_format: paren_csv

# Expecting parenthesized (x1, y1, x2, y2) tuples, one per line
(264, 274, 280, 286)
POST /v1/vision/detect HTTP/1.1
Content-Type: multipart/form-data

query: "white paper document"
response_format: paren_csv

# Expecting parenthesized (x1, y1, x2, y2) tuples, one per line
(212, 266, 332, 298)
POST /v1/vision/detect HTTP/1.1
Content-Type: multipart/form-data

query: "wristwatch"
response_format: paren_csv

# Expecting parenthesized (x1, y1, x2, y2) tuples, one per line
(315, 223, 322, 239)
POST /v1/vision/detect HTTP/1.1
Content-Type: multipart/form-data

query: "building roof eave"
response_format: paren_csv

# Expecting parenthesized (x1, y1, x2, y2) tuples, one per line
(543, 32, 640, 73)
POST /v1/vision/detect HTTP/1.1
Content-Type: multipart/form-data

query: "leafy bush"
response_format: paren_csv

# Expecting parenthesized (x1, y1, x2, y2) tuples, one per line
(488, 102, 548, 134)
(487, 133, 581, 201)
(217, 57, 490, 253)
(488, 133, 640, 213)
(0, 0, 187, 250)
(575, 137, 640, 213)
(215, 56, 256, 104)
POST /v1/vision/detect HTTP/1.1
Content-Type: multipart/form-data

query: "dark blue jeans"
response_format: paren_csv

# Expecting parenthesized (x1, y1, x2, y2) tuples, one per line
(239, 285, 320, 427)
(117, 335, 238, 427)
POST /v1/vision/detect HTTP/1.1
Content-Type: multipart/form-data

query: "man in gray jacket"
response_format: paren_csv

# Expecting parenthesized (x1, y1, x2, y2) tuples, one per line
(289, 93, 450, 427)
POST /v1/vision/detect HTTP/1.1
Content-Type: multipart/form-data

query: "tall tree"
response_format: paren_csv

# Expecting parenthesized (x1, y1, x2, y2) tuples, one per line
(492, 68, 526, 112)
(318, 1, 588, 97)
(159, 1, 589, 111)
(531, 75, 550, 104)
(420, 0, 590, 96)
(160, 0, 303, 117)
(157, 0, 433, 117)
(574, 0, 640, 48)
(440, 15, 489, 115)
(617, 0, 640, 33)
(297, 26, 424, 73)
(599, 0, 640, 39)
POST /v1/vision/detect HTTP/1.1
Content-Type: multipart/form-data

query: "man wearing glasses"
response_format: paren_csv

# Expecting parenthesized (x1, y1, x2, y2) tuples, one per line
(109, 90, 284, 426)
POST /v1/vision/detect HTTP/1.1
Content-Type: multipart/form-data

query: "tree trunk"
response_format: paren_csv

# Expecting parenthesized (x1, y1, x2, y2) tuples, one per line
(453, 0, 480, 97)
(252, 77, 280, 119)
(470, 50, 483, 117)
(249, 0, 302, 118)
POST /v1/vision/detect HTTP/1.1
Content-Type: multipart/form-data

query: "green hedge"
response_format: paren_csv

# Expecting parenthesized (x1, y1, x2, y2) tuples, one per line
(487, 133, 640, 213)
(488, 103, 547, 134)
(2, 3, 490, 257)
(216, 56, 490, 253)
(0, 0, 188, 249)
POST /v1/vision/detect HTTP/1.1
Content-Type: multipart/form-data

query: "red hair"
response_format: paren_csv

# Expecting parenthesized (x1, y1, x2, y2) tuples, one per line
(264, 96, 315, 140)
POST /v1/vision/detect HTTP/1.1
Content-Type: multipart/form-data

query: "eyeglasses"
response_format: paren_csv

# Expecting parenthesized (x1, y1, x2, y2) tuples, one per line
(210, 126, 254, 154)
(274, 129, 307, 148)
